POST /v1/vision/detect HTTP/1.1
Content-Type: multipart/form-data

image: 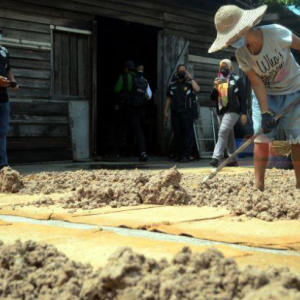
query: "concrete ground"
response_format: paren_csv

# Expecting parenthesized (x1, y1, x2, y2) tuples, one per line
(4, 156, 300, 275)
(11, 157, 254, 175)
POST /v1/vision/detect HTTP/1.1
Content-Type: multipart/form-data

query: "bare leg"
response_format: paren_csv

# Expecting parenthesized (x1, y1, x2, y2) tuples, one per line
(291, 144, 300, 189)
(254, 143, 269, 191)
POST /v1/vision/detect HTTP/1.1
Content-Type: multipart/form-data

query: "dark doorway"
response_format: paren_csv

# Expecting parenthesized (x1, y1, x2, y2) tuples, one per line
(96, 16, 159, 158)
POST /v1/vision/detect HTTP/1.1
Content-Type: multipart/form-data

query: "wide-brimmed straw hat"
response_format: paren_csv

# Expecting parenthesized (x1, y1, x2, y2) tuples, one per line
(208, 5, 267, 53)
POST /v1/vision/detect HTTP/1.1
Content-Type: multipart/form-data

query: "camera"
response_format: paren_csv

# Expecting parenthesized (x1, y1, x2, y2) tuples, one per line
(10, 81, 17, 88)
(218, 78, 227, 84)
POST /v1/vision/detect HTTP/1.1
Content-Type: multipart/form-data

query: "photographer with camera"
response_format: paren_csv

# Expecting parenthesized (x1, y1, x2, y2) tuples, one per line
(164, 64, 200, 163)
(0, 27, 19, 169)
(209, 59, 247, 168)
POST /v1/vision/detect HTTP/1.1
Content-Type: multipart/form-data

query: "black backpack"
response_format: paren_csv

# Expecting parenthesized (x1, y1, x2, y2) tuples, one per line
(131, 75, 147, 107)
(115, 73, 131, 108)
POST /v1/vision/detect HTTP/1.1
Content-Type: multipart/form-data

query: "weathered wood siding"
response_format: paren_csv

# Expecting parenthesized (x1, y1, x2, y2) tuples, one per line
(1, 0, 93, 162)
(0, 0, 246, 161)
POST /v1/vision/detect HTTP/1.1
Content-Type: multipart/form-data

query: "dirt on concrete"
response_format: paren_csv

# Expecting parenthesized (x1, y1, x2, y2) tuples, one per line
(184, 170, 300, 222)
(1, 240, 300, 300)
(140, 167, 190, 205)
(0, 240, 93, 300)
(60, 167, 189, 210)
(0, 167, 23, 193)
(8, 167, 300, 221)
(26, 168, 190, 210)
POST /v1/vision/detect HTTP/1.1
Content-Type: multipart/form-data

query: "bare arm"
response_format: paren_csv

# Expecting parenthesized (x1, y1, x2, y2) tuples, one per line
(7, 70, 19, 90)
(191, 79, 200, 93)
(7, 70, 16, 82)
(291, 33, 300, 51)
(186, 71, 200, 92)
(164, 97, 172, 120)
(245, 69, 268, 112)
(0, 76, 10, 88)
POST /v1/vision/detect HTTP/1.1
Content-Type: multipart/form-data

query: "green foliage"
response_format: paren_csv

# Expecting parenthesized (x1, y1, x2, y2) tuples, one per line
(259, 0, 300, 8)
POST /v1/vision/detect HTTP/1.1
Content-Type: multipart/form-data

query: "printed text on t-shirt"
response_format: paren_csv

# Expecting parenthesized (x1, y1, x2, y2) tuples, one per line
(255, 49, 286, 87)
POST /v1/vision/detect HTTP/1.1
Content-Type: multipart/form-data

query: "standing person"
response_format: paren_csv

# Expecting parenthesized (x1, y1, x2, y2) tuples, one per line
(114, 61, 149, 162)
(164, 64, 200, 163)
(136, 64, 152, 100)
(210, 59, 248, 168)
(209, 4, 300, 191)
(114, 60, 136, 159)
(0, 27, 19, 169)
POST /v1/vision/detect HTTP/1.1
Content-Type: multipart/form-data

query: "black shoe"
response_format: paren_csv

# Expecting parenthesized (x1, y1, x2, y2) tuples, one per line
(103, 154, 120, 162)
(179, 157, 189, 163)
(189, 155, 200, 162)
(139, 152, 148, 162)
(226, 161, 239, 167)
(210, 158, 219, 168)
(168, 154, 175, 160)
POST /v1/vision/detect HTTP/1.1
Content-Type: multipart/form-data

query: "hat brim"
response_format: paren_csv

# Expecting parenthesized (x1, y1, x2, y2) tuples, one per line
(208, 5, 267, 53)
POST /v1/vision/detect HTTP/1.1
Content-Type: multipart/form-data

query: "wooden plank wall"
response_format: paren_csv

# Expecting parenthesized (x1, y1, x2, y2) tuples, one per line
(189, 55, 221, 106)
(9, 0, 235, 62)
(0, 0, 93, 162)
(0, 0, 242, 162)
(52, 31, 90, 98)
(14, 0, 230, 57)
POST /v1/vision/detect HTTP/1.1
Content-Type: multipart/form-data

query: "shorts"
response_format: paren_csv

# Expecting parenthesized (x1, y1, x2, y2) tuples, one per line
(252, 91, 300, 144)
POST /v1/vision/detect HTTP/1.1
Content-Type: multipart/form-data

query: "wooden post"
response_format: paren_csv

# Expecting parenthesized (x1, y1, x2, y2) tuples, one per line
(92, 20, 98, 157)
(161, 33, 189, 154)
(69, 100, 90, 161)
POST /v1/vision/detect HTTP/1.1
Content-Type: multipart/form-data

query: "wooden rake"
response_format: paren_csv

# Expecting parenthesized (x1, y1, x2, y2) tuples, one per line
(203, 96, 300, 183)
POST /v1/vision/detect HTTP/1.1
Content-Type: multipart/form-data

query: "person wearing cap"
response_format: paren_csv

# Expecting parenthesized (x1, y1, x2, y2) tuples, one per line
(136, 64, 152, 100)
(114, 60, 136, 97)
(114, 61, 148, 162)
(210, 58, 248, 168)
(209, 5, 300, 191)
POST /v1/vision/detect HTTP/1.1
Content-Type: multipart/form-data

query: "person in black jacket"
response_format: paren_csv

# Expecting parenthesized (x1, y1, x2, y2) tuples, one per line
(210, 59, 247, 167)
(164, 64, 200, 163)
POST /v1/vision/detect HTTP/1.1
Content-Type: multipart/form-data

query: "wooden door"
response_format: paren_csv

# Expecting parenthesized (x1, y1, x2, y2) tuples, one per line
(51, 29, 91, 99)
(156, 31, 189, 154)
(51, 26, 93, 160)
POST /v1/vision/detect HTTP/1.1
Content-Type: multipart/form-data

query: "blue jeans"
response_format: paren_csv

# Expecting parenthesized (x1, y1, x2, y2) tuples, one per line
(0, 102, 10, 167)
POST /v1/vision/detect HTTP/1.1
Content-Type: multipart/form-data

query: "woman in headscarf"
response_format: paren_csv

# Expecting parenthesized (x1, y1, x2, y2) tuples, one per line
(210, 58, 248, 168)
(209, 4, 300, 191)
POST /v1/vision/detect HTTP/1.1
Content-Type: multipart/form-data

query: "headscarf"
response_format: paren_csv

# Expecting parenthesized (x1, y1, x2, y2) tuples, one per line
(217, 59, 233, 110)
(218, 59, 233, 79)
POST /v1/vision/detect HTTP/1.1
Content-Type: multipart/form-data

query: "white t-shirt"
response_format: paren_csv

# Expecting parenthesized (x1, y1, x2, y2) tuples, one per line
(235, 24, 300, 95)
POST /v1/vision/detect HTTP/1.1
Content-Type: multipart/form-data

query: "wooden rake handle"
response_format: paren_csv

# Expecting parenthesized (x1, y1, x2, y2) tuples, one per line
(203, 96, 300, 183)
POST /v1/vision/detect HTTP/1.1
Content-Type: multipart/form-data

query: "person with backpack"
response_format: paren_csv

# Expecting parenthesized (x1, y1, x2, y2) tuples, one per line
(164, 64, 200, 163)
(114, 61, 149, 162)
(136, 64, 152, 101)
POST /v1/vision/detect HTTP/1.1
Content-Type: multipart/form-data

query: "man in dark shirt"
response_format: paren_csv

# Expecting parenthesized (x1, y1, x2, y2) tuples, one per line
(164, 64, 200, 163)
(0, 26, 19, 169)
(114, 61, 149, 162)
